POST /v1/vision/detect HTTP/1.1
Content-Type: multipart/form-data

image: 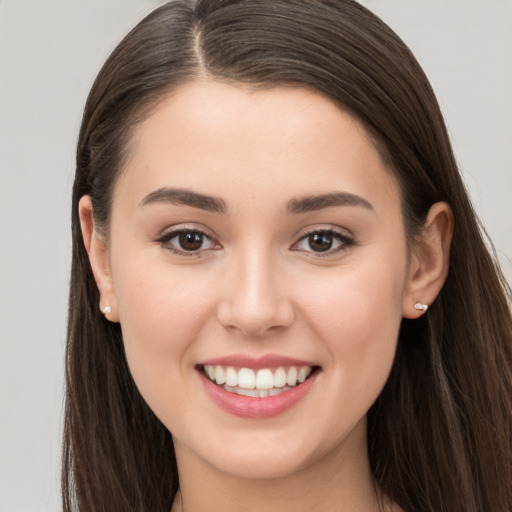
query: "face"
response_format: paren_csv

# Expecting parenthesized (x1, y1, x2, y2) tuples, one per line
(97, 81, 411, 480)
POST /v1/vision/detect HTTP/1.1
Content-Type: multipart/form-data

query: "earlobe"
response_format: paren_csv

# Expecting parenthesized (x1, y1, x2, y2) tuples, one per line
(78, 196, 119, 322)
(402, 201, 454, 319)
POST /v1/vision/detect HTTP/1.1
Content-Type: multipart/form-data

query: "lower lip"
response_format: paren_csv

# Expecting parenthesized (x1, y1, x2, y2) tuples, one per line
(198, 369, 319, 419)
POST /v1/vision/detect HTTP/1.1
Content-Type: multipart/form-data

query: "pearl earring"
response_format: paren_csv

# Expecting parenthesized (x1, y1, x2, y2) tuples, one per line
(414, 302, 429, 312)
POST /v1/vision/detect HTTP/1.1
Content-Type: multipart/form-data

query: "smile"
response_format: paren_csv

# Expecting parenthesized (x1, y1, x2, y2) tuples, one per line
(197, 359, 320, 418)
(202, 365, 313, 397)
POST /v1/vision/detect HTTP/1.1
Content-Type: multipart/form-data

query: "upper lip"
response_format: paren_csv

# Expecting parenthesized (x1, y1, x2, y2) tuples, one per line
(198, 354, 317, 369)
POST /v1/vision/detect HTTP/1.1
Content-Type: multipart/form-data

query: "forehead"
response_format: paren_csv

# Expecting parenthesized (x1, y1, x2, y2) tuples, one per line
(116, 80, 400, 213)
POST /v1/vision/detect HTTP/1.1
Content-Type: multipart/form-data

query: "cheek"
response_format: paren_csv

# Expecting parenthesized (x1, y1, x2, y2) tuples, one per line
(299, 250, 407, 404)
(114, 251, 213, 340)
(110, 254, 216, 404)
(304, 255, 405, 338)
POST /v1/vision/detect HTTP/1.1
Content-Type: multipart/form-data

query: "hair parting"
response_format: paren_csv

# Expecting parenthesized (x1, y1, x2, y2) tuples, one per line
(64, 1, 512, 511)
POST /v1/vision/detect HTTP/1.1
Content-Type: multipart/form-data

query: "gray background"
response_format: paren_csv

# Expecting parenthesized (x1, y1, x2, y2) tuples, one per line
(0, 1, 510, 510)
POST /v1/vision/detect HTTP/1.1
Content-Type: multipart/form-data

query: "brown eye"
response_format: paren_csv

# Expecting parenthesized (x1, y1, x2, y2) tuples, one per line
(293, 229, 354, 256)
(156, 229, 217, 255)
(308, 233, 333, 252)
(179, 232, 204, 251)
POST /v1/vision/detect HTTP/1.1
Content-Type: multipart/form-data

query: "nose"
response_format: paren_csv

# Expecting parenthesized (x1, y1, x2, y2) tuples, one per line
(216, 246, 295, 337)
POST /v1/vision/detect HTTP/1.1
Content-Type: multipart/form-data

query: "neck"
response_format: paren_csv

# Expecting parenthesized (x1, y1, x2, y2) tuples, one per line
(171, 422, 385, 512)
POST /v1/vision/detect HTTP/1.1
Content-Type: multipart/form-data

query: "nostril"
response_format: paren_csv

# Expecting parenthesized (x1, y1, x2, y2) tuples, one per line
(217, 300, 295, 337)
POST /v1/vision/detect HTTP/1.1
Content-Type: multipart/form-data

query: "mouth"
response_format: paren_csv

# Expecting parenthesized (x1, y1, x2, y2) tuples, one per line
(199, 364, 317, 398)
(196, 355, 321, 418)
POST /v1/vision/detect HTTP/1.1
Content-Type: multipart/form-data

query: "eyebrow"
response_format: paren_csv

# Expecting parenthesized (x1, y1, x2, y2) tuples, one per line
(139, 187, 372, 215)
(287, 191, 373, 214)
(139, 187, 227, 214)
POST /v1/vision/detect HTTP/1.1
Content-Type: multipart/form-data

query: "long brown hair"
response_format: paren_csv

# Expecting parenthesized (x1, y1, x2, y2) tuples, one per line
(63, 1, 512, 510)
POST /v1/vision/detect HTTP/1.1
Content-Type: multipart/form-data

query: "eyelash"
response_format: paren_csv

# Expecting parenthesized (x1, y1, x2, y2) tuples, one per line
(155, 227, 355, 257)
(155, 228, 218, 257)
(292, 228, 355, 257)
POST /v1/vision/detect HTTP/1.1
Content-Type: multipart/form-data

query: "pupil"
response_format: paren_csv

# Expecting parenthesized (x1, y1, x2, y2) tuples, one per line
(309, 233, 332, 252)
(179, 232, 203, 251)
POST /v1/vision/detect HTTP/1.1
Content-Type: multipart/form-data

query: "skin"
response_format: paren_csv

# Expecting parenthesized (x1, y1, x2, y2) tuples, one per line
(80, 81, 453, 512)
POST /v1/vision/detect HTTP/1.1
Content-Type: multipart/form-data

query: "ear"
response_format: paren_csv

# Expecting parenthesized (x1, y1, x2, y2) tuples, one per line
(78, 195, 119, 322)
(402, 201, 454, 319)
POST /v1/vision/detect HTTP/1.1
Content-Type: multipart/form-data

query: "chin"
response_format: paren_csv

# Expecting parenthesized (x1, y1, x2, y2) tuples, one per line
(204, 446, 317, 481)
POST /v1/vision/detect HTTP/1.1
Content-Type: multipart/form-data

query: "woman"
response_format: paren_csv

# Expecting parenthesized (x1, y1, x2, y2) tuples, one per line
(63, 1, 512, 511)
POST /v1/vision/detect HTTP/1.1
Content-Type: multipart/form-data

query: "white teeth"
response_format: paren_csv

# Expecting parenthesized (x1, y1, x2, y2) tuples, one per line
(286, 367, 298, 386)
(225, 366, 238, 387)
(223, 384, 292, 397)
(269, 387, 290, 396)
(215, 366, 226, 385)
(236, 387, 259, 397)
(255, 369, 274, 390)
(274, 367, 287, 388)
(298, 366, 311, 383)
(238, 368, 256, 389)
(204, 364, 314, 392)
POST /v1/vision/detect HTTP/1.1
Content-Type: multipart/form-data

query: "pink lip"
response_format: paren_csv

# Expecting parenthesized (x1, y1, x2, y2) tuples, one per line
(198, 354, 316, 369)
(198, 367, 319, 419)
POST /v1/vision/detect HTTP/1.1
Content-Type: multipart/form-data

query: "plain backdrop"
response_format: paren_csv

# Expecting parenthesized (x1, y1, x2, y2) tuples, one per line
(0, 1, 510, 510)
